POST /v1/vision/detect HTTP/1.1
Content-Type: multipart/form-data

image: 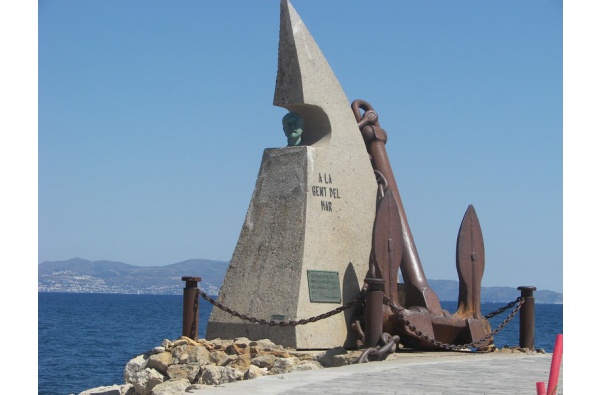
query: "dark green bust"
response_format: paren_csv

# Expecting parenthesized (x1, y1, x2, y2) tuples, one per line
(282, 112, 304, 146)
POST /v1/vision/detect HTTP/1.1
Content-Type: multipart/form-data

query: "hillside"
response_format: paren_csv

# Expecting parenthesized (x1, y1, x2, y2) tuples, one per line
(38, 257, 228, 295)
(428, 279, 562, 304)
(38, 258, 562, 303)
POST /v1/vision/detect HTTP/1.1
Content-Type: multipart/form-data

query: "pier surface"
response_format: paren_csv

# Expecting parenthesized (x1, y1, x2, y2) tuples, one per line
(190, 351, 562, 394)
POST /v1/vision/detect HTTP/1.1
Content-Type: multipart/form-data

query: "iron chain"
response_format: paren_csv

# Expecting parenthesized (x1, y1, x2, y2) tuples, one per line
(197, 289, 523, 352)
(198, 289, 365, 327)
(484, 297, 522, 319)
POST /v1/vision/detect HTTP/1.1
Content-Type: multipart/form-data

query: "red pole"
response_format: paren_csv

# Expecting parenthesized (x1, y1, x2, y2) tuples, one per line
(536, 382, 546, 395)
(546, 334, 563, 395)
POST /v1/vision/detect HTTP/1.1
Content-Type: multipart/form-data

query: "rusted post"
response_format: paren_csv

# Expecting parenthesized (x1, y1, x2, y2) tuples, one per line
(517, 286, 536, 349)
(182, 276, 202, 341)
(364, 278, 385, 348)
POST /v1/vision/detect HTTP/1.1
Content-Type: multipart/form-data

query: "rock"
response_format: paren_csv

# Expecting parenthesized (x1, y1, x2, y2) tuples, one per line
(225, 342, 248, 356)
(120, 384, 136, 395)
(205, 338, 232, 351)
(149, 379, 191, 395)
(228, 352, 252, 372)
(78, 384, 134, 395)
(147, 352, 174, 375)
(172, 337, 198, 347)
(291, 360, 324, 372)
(171, 339, 188, 347)
(209, 350, 234, 366)
(498, 345, 538, 354)
(244, 365, 269, 380)
(249, 338, 276, 347)
(249, 339, 285, 351)
(252, 349, 291, 359)
(269, 357, 301, 375)
(289, 350, 324, 361)
(317, 346, 346, 367)
(124, 354, 149, 383)
(188, 345, 211, 365)
(170, 344, 191, 364)
(250, 354, 278, 369)
(331, 350, 363, 367)
(179, 353, 190, 364)
(200, 365, 243, 385)
(166, 363, 200, 382)
(78, 384, 121, 395)
(128, 368, 165, 395)
(233, 337, 252, 347)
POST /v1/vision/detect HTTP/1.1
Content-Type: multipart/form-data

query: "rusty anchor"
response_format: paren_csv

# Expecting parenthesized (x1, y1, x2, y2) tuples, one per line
(351, 99, 493, 352)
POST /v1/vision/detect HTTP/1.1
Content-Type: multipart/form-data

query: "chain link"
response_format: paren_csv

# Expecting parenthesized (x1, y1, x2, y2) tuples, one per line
(484, 298, 522, 319)
(198, 289, 365, 327)
(373, 170, 388, 199)
(357, 332, 401, 363)
(190, 290, 199, 338)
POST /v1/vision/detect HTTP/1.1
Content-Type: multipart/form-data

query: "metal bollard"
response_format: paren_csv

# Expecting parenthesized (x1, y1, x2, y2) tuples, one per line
(182, 276, 202, 341)
(364, 278, 385, 348)
(517, 286, 536, 349)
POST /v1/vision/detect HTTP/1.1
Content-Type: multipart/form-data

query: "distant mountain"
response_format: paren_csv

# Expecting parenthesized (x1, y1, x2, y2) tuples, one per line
(38, 258, 228, 295)
(428, 279, 562, 304)
(38, 258, 562, 304)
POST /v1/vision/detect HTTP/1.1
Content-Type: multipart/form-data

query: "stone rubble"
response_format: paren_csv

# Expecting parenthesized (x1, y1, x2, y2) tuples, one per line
(74, 337, 545, 395)
(73, 336, 354, 395)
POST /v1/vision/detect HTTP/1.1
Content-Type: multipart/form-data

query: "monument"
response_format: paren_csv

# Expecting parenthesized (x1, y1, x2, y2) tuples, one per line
(206, 0, 378, 349)
(206, 0, 497, 354)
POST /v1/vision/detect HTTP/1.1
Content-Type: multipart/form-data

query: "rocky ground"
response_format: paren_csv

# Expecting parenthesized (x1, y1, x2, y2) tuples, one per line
(75, 336, 544, 395)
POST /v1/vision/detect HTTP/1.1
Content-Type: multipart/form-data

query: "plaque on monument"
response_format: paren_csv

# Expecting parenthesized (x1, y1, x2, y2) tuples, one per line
(307, 270, 341, 303)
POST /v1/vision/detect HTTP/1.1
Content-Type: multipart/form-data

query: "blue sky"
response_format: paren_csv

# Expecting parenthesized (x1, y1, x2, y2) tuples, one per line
(34, 0, 566, 293)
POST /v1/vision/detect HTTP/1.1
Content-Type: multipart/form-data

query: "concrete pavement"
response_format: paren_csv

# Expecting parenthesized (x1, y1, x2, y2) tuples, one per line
(190, 351, 562, 394)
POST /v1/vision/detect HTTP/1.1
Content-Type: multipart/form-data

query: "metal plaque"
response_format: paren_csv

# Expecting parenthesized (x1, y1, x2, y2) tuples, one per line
(307, 270, 341, 303)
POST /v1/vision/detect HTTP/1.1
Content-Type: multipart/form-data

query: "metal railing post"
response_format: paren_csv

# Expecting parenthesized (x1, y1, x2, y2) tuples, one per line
(182, 276, 202, 341)
(517, 286, 536, 349)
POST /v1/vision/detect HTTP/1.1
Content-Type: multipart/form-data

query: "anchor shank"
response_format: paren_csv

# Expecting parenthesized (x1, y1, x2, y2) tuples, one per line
(364, 125, 442, 315)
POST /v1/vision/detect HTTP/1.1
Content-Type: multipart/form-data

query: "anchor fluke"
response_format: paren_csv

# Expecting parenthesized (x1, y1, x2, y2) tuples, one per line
(455, 204, 485, 319)
(372, 190, 403, 306)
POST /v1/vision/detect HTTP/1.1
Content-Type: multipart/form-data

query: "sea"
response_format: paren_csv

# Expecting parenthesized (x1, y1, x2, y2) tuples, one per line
(38, 292, 563, 395)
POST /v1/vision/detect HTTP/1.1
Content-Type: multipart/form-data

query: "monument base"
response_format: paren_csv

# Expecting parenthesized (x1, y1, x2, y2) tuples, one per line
(206, 146, 374, 349)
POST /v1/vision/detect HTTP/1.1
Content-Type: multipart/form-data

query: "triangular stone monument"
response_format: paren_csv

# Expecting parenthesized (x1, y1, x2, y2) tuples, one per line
(206, 0, 377, 349)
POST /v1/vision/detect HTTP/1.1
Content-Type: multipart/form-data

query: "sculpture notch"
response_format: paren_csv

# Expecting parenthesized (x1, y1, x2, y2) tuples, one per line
(274, 0, 359, 147)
